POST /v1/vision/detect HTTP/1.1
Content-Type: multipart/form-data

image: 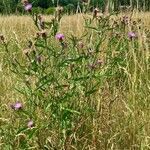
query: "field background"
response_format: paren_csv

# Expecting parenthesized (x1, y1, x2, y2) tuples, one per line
(0, 11, 150, 149)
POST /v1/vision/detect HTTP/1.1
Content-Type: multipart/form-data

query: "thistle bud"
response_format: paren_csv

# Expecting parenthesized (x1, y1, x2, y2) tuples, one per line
(27, 120, 34, 128)
(36, 32, 41, 39)
(55, 6, 63, 21)
(41, 30, 47, 39)
(93, 8, 100, 18)
(0, 34, 5, 43)
(21, 0, 28, 5)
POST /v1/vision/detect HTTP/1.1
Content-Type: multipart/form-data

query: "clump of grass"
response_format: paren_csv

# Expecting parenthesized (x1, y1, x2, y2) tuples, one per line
(0, 9, 150, 150)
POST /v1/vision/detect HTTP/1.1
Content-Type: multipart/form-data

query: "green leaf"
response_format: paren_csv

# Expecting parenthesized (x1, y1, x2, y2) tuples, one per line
(28, 128, 38, 139)
(17, 127, 28, 134)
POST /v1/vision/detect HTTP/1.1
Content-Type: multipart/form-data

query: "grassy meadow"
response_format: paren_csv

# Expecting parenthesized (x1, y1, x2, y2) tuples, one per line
(0, 11, 150, 150)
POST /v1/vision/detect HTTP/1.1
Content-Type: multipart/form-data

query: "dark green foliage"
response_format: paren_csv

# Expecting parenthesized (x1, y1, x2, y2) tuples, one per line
(0, 0, 149, 14)
(44, 7, 55, 15)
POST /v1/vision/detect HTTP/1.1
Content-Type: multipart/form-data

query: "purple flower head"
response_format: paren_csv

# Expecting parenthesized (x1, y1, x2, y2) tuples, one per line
(27, 120, 34, 128)
(11, 102, 22, 110)
(24, 3, 32, 11)
(55, 33, 65, 41)
(128, 32, 136, 39)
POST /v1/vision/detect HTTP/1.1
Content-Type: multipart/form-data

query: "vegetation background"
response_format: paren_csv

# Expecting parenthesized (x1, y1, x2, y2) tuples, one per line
(0, 0, 150, 14)
(0, 0, 150, 150)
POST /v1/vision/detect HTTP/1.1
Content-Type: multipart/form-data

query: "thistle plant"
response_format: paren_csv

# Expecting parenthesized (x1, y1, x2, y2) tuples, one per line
(1, 6, 149, 150)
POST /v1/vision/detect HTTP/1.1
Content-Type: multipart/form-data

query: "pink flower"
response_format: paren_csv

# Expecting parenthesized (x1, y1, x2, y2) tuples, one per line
(24, 3, 32, 11)
(55, 33, 65, 41)
(128, 32, 136, 39)
(11, 102, 22, 110)
(27, 120, 34, 128)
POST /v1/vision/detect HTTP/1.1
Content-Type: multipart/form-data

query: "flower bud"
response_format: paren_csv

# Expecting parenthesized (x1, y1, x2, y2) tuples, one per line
(0, 34, 6, 44)
(41, 30, 47, 39)
(93, 8, 100, 18)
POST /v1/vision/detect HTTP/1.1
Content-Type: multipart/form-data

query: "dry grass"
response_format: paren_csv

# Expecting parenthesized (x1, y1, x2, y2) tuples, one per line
(0, 12, 150, 39)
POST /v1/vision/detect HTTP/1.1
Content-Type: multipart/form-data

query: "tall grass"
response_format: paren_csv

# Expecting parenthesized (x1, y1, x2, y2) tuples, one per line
(0, 12, 150, 150)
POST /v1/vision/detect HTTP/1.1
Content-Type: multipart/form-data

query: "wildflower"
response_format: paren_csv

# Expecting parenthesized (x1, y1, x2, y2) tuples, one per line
(93, 8, 100, 18)
(128, 32, 136, 39)
(24, 3, 32, 11)
(21, 0, 28, 5)
(55, 33, 65, 41)
(27, 120, 34, 128)
(0, 34, 5, 43)
(11, 102, 22, 110)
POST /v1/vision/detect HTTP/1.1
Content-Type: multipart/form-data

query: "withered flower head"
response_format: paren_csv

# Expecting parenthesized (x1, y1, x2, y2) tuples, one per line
(0, 34, 5, 43)
(36, 32, 41, 39)
(35, 30, 47, 39)
(37, 14, 43, 20)
(56, 6, 63, 13)
(93, 8, 100, 18)
(40, 30, 47, 38)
